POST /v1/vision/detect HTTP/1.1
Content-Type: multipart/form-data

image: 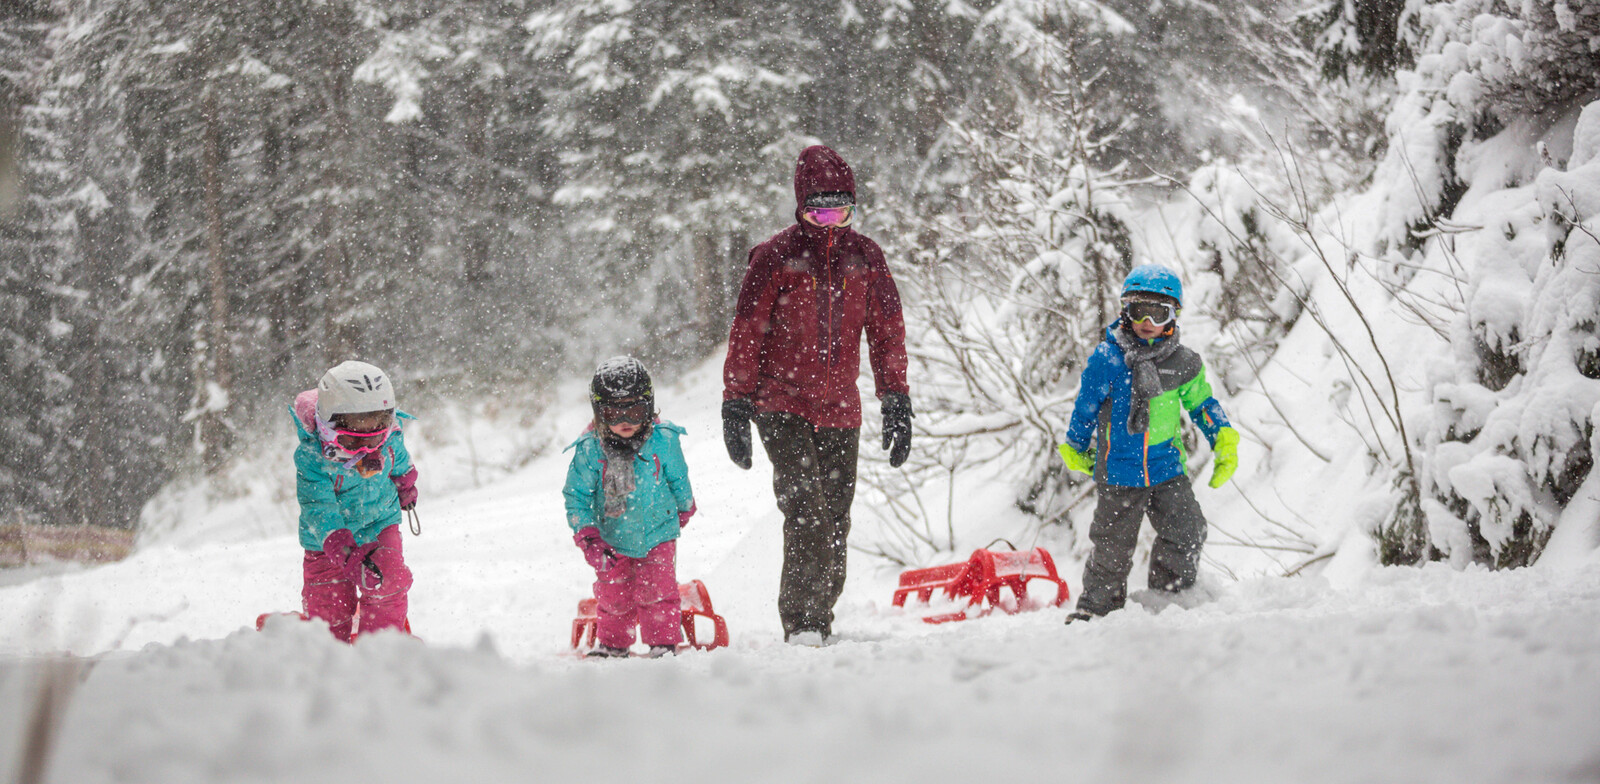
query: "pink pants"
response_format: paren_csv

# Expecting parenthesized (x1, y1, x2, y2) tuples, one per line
(303, 524, 413, 642)
(594, 539, 682, 649)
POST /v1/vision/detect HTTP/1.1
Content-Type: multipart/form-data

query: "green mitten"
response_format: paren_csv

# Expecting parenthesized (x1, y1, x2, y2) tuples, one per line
(1209, 427, 1239, 488)
(1057, 442, 1095, 475)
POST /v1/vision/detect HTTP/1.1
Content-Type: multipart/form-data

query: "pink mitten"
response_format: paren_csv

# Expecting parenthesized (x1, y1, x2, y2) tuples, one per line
(321, 529, 359, 574)
(392, 467, 419, 510)
(573, 527, 616, 572)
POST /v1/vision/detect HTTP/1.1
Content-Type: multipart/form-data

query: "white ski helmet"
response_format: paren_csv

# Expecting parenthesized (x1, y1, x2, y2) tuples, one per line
(315, 360, 396, 421)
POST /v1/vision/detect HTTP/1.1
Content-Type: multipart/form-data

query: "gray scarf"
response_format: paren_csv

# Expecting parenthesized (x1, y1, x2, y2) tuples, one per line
(598, 425, 650, 518)
(1113, 322, 1181, 434)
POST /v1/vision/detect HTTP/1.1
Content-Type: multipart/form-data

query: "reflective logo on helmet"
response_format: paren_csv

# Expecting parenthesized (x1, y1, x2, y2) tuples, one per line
(347, 374, 386, 393)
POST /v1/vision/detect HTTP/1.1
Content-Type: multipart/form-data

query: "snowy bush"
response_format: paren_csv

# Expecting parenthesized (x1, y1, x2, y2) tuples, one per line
(1365, 1, 1600, 567)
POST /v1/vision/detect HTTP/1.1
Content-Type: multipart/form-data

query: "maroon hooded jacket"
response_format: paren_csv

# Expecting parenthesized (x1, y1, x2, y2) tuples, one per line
(722, 145, 909, 429)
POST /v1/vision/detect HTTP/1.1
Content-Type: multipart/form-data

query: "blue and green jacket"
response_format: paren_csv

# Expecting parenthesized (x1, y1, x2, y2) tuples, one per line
(1064, 322, 1230, 487)
(291, 401, 416, 551)
(563, 421, 695, 558)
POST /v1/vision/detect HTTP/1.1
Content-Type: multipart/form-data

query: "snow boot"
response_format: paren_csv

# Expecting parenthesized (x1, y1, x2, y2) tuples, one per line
(642, 645, 677, 658)
(1064, 610, 1097, 625)
(785, 629, 827, 647)
(585, 644, 630, 658)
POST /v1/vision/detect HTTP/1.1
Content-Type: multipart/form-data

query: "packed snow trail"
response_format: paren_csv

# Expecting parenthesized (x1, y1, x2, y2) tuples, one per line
(3, 563, 1599, 784)
(1, 358, 1599, 782)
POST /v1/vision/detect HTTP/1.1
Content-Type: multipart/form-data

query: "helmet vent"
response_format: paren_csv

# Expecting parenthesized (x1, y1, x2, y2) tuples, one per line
(346, 374, 385, 393)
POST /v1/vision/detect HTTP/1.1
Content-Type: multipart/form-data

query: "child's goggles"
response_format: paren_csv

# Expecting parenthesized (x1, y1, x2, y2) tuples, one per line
(802, 205, 854, 228)
(598, 401, 652, 426)
(331, 425, 395, 455)
(1122, 299, 1178, 327)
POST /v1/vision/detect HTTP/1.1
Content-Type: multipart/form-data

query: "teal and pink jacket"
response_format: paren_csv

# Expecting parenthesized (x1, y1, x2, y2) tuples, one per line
(291, 390, 417, 551)
(563, 421, 695, 559)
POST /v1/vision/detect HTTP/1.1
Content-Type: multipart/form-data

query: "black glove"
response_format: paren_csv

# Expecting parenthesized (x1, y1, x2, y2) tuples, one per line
(722, 398, 756, 470)
(881, 392, 913, 468)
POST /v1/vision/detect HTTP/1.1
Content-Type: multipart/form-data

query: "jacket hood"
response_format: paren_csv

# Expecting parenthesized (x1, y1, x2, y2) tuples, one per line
(793, 145, 855, 216)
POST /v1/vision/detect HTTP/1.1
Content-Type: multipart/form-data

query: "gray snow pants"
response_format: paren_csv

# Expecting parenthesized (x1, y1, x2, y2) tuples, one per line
(1076, 476, 1208, 617)
(754, 411, 859, 639)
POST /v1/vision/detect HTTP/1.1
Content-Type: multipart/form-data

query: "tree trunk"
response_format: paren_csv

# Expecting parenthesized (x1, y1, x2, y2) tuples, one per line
(320, 73, 356, 364)
(464, 88, 492, 285)
(722, 230, 747, 334)
(200, 86, 232, 473)
(693, 231, 718, 348)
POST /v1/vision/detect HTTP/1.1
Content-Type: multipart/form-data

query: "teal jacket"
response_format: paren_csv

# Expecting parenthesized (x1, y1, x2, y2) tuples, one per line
(291, 402, 416, 551)
(1064, 322, 1230, 487)
(563, 422, 695, 558)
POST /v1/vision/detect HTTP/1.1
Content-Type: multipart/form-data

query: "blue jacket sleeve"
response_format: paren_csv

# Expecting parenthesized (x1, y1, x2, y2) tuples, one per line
(562, 440, 601, 532)
(659, 428, 695, 513)
(1065, 344, 1115, 451)
(295, 445, 347, 549)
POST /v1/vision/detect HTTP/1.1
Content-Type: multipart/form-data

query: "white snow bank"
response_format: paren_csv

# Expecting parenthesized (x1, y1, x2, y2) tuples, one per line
(5, 561, 1598, 784)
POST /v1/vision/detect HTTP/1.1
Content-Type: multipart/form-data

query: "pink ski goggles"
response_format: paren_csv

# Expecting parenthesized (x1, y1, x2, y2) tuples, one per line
(331, 425, 394, 455)
(802, 205, 854, 228)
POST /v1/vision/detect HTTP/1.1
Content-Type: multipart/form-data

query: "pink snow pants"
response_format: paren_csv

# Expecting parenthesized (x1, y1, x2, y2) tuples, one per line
(594, 539, 682, 649)
(302, 524, 413, 642)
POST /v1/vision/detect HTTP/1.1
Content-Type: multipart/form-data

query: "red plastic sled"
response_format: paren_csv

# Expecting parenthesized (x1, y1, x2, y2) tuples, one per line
(892, 547, 1070, 624)
(570, 578, 730, 651)
(255, 611, 412, 640)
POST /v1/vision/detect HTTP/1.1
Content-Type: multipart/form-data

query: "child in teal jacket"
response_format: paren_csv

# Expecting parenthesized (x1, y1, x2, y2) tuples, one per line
(564, 357, 696, 658)
(1058, 266, 1240, 622)
(292, 360, 418, 641)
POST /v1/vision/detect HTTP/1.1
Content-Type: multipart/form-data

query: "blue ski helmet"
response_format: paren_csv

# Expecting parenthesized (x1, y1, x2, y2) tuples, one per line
(1121, 265, 1183, 305)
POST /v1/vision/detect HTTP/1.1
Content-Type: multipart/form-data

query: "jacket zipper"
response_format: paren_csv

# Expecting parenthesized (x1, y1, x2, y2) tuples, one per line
(824, 228, 836, 369)
(1142, 431, 1150, 486)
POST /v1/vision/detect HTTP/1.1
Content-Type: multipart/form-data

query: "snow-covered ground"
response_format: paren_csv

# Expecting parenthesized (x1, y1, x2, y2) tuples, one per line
(2, 356, 1599, 783)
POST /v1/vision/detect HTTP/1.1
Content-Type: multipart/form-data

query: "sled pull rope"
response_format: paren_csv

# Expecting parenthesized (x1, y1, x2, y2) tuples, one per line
(407, 508, 422, 536)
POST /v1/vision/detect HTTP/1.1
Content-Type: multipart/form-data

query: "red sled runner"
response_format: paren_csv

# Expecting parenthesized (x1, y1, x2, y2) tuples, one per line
(570, 579, 730, 652)
(892, 547, 1070, 624)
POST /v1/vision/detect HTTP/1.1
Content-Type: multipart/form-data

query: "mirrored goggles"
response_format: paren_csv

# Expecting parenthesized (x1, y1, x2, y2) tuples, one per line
(332, 425, 394, 454)
(1123, 300, 1178, 327)
(598, 402, 652, 426)
(802, 205, 854, 228)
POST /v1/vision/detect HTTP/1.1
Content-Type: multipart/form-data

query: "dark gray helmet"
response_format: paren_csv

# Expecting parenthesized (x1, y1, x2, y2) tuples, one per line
(590, 356, 654, 425)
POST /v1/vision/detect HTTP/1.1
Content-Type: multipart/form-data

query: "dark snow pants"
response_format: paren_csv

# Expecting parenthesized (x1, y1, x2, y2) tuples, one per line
(755, 411, 859, 639)
(1076, 476, 1207, 617)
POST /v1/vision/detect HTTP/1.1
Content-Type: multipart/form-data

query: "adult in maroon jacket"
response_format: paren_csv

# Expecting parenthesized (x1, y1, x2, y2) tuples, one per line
(721, 145, 912, 643)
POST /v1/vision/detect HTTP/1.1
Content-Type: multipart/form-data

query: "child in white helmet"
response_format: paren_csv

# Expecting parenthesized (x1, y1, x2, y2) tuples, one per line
(290, 360, 419, 641)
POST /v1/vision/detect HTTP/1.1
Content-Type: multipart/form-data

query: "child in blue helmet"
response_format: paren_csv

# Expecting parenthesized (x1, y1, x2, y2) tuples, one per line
(1058, 265, 1240, 622)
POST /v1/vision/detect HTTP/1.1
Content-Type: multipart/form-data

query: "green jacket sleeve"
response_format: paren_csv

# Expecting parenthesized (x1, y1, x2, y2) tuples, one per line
(1178, 364, 1230, 445)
